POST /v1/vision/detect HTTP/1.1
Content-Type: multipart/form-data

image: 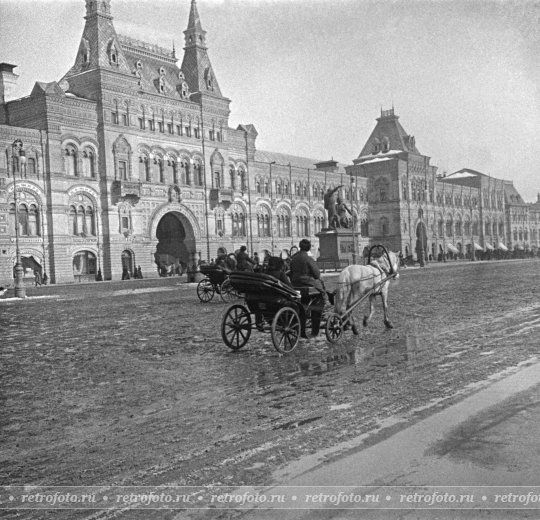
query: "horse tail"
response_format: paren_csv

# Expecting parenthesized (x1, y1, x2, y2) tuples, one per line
(335, 268, 350, 314)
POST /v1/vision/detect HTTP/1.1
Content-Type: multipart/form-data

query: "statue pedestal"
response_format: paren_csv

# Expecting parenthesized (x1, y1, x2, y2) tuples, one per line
(316, 228, 363, 265)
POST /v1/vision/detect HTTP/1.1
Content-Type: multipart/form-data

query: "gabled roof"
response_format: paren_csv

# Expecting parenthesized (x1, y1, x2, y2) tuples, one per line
(503, 181, 525, 205)
(358, 108, 420, 158)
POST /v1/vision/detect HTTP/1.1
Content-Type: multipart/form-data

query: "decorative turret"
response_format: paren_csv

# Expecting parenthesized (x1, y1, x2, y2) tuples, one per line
(356, 108, 420, 158)
(180, 0, 223, 97)
(0, 63, 19, 104)
(63, 0, 131, 81)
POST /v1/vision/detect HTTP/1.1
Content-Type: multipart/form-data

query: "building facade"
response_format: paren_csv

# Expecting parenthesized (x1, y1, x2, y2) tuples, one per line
(0, 0, 538, 286)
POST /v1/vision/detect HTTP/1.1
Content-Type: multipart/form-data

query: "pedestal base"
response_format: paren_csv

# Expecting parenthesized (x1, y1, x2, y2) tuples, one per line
(316, 228, 364, 265)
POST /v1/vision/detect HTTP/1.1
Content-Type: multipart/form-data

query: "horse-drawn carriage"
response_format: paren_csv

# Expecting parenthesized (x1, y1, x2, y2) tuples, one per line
(219, 245, 399, 354)
(196, 264, 239, 303)
(220, 271, 343, 354)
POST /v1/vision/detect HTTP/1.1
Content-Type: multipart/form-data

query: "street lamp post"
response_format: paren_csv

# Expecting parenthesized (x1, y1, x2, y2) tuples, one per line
(350, 173, 357, 264)
(269, 161, 276, 253)
(11, 139, 26, 298)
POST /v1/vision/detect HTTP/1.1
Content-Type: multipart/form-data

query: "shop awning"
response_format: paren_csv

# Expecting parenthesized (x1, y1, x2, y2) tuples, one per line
(473, 242, 483, 251)
(446, 243, 459, 254)
(484, 243, 494, 251)
(497, 242, 508, 252)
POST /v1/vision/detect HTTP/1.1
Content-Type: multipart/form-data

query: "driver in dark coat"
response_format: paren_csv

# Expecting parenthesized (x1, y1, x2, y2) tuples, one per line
(289, 239, 331, 310)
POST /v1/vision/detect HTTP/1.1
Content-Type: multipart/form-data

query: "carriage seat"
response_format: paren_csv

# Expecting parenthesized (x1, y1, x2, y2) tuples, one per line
(293, 286, 321, 298)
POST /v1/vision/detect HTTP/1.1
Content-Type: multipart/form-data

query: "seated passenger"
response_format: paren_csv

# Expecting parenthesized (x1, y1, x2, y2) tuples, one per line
(265, 256, 292, 287)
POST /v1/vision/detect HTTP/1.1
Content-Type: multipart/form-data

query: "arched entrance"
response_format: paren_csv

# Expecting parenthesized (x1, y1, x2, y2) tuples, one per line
(155, 213, 191, 276)
(121, 250, 134, 278)
(415, 221, 428, 265)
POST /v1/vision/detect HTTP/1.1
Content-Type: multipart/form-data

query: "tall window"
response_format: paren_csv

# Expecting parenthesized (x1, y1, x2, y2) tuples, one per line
(65, 146, 78, 176)
(193, 162, 203, 186)
(118, 160, 128, 180)
(82, 150, 95, 178)
(380, 217, 389, 236)
(232, 212, 246, 237)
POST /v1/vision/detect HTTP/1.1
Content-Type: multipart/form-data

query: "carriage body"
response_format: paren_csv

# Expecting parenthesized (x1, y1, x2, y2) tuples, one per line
(221, 272, 341, 353)
(196, 265, 236, 302)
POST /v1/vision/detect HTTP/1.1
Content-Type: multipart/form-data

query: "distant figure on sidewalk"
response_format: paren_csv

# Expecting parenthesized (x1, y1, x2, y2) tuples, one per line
(95, 269, 103, 281)
(34, 270, 42, 287)
(121, 267, 130, 280)
(136, 266, 143, 279)
(42, 272, 49, 285)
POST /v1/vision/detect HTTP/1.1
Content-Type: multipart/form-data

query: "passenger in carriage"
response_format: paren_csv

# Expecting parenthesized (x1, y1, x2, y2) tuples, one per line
(265, 256, 292, 287)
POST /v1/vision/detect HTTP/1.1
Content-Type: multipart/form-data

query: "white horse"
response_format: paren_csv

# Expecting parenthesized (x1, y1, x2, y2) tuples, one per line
(334, 251, 399, 333)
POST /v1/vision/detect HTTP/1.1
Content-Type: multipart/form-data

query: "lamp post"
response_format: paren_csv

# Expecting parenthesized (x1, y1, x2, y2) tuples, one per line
(350, 173, 357, 264)
(11, 139, 26, 298)
(269, 161, 276, 253)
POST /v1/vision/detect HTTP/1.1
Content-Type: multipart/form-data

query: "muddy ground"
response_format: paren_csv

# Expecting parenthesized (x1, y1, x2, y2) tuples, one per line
(1, 259, 539, 519)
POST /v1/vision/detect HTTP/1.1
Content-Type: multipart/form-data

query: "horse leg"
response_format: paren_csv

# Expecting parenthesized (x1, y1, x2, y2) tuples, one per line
(381, 289, 393, 329)
(363, 294, 375, 327)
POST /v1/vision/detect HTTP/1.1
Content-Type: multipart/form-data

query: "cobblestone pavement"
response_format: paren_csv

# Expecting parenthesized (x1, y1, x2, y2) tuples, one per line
(1, 259, 539, 519)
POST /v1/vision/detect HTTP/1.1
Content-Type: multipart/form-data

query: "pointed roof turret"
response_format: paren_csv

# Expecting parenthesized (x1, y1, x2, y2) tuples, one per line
(357, 108, 420, 159)
(63, 0, 131, 80)
(180, 0, 223, 97)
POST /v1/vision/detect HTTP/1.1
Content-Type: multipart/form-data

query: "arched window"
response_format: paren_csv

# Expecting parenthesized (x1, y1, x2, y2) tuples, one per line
(313, 213, 324, 234)
(82, 149, 95, 177)
(360, 216, 369, 237)
(85, 206, 95, 236)
(69, 205, 77, 235)
(65, 146, 78, 176)
(256, 180, 261, 194)
(296, 211, 309, 237)
(264, 180, 269, 195)
(257, 207, 271, 237)
(28, 204, 39, 236)
(73, 251, 97, 276)
(193, 162, 203, 186)
(455, 217, 462, 236)
(472, 219, 479, 236)
(464, 219, 471, 236)
(231, 211, 246, 237)
(139, 155, 150, 182)
(27, 157, 36, 176)
(229, 167, 236, 189)
(179, 159, 189, 185)
(438, 218, 444, 236)
(238, 168, 246, 192)
(375, 177, 389, 202)
(446, 217, 453, 237)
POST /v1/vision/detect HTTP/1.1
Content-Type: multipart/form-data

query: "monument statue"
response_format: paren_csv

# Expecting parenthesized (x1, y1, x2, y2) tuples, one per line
(323, 185, 343, 228)
(336, 196, 353, 228)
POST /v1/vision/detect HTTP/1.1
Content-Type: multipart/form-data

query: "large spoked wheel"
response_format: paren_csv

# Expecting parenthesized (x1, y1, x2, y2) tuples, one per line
(271, 306, 301, 354)
(197, 278, 215, 302)
(325, 312, 344, 343)
(221, 304, 252, 350)
(220, 279, 240, 302)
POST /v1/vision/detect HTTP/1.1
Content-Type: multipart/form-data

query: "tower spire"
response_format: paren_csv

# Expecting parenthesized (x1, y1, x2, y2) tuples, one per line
(180, 0, 222, 96)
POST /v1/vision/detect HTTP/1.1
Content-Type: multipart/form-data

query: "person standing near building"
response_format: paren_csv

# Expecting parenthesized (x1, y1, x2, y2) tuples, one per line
(34, 270, 42, 287)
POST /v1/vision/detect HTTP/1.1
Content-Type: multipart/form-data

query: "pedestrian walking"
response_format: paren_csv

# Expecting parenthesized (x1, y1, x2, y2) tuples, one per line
(137, 266, 143, 279)
(121, 267, 130, 280)
(34, 270, 42, 287)
(42, 272, 49, 285)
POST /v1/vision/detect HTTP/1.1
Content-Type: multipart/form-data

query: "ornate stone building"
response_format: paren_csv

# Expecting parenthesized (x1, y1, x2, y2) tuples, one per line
(0, 0, 538, 285)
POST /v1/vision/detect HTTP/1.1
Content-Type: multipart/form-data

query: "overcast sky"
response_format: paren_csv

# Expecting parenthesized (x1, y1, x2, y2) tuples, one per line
(1, 0, 539, 200)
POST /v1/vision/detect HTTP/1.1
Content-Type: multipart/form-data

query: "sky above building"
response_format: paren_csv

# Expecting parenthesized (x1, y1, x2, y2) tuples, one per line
(1, 0, 539, 200)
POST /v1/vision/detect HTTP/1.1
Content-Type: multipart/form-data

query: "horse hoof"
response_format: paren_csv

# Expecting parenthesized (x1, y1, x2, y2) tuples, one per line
(384, 320, 394, 329)
(351, 325, 359, 335)
(362, 317, 368, 327)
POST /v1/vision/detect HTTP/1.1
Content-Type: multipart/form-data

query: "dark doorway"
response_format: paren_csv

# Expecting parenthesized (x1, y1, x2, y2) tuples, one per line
(156, 213, 189, 276)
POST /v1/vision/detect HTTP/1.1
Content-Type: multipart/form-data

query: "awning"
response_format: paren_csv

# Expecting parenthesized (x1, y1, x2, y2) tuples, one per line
(473, 242, 483, 252)
(446, 244, 459, 254)
(484, 243, 494, 251)
(497, 242, 508, 252)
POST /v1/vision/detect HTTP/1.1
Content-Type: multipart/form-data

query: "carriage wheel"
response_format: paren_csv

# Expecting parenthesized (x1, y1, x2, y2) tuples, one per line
(221, 304, 252, 350)
(325, 313, 344, 343)
(220, 279, 240, 302)
(197, 278, 215, 302)
(271, 307, 301, 354)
